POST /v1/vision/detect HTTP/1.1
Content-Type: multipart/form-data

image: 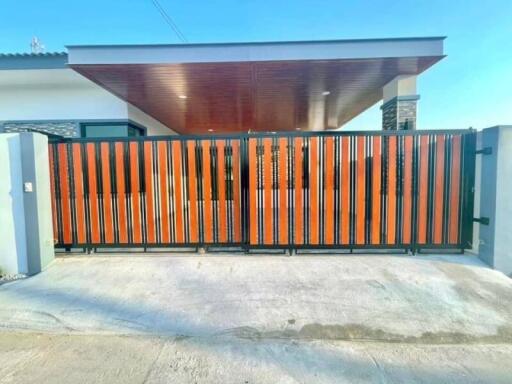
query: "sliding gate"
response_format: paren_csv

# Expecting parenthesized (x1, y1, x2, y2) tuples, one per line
(49, 129, 476, 252)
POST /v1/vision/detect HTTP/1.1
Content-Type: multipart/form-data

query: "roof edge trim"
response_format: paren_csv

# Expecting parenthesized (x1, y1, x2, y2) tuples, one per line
(68, 37, 445, 66)
(66, 36, 446, 49)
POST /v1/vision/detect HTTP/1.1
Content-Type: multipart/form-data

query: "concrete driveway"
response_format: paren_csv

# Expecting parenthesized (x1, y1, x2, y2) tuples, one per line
(1, 254, 512, 383)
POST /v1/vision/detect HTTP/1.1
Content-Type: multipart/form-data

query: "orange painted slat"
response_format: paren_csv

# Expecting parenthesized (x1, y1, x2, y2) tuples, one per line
(433, 135, 446, 244)
(71, 144, 86, 244)
(157, 141, 170, 243)
(324, 137, 335, 245)
(309, 137, 319, 245)
(231, 141, 242, 242)
(143, 141, 156, 244)
(114, 143, 128, 244)
(340, 137, 350, 244)
(216, 140, 227, 242)
(371, 136, 381, 244)
(202, 140, 213, 243)
(57, 144, 72, 244)
(417, 135, 429, 244)
(387, 136, 397, 245)
(449, 135, 461, 244)
(356, 137, 366, 245)
(100, 143, 114, 244)
(172, 141, 185, 243)
(48, 146, 59, 243)
(86, 143, 100, 244)
(248, 139, 258, 245)
(402, 136, 413, 244)
(129, 142, 142, 244)
(186, 141, 199, 243)
(294, 138, 303, 245)
(263, 138, 273, 245)
(278, 138, 288, 245)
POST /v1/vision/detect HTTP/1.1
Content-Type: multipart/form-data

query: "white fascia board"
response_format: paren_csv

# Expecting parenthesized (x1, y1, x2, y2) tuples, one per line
(67, 37, 445, 65)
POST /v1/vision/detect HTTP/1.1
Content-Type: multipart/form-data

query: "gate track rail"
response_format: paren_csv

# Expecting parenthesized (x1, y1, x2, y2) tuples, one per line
(48, 129, 476, 253)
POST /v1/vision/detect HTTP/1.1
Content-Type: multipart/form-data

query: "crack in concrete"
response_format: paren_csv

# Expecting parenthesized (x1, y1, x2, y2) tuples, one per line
(220, 323, 512, 344)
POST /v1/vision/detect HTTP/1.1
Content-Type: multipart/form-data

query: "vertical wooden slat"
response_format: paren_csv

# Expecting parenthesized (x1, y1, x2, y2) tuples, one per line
(449, 135, 461, 244)
(48, 146, 59, 243)
(129, 142, 142, 244)
(340, 137, 350, 244)
(114, 143, 128, 244)
(231, 140, 241, 243)
(294, 137, 303, 245)
(86, 143, 100, 244)
(202, 140, 213, 243)
(157, 141, 170, 243)
(433, 135, 446, 244)
(100, 143, 114, 244)
(216, 140, 227, 242)
(248, 139, 258, 244)
(371, 136, 381, 244)
(387, 136, 397, 245)
(309, 137, 319, 244)
(402, 136, 413, 244)
(186, 141, 199, 243)
(356, 136, 366, 245)
(171, 141, 185, 243)
(72, 143, 86, 244)
(143, 141, 156, 244)
(57, 144, 72, 245)
(278, 138, 288, 245)
(417, 135, 429, 244)
(324, 137, 335, 245)
(263, 138, 273, 245)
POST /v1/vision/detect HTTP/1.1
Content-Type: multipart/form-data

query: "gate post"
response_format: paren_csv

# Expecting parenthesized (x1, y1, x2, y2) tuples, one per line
(478, 126, 512, 276)
(0, 132, 54, 277)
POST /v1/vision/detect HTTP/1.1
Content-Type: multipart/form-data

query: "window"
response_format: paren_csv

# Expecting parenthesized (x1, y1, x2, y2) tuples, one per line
(80, 121, 145, 138)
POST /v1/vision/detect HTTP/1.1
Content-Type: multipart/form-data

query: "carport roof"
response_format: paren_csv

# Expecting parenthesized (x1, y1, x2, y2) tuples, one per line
(67, 37, 446, 134)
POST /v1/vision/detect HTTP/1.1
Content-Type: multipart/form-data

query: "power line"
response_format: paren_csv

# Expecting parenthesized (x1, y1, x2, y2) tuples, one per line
(150, 0, 188, 43)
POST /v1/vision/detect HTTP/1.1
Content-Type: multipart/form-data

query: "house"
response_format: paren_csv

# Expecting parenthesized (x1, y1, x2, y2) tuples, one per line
(2, 34, 511, 281)
(0, 37, 445, 138)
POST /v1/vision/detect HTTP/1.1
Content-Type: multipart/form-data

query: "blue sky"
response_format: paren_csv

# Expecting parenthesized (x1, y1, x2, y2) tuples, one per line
(1, 0, 511, 130)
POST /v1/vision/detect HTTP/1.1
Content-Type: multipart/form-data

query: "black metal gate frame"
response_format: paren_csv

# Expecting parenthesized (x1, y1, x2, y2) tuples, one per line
(51, 128, 477, 254)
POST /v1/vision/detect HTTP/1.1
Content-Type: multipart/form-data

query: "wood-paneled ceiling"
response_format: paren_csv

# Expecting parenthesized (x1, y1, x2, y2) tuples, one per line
(69, 39, 444, 134)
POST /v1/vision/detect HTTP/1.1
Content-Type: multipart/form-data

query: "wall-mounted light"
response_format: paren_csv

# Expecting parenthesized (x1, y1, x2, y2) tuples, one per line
(178, 95, 188, 99)
(208, 128, 214, 132)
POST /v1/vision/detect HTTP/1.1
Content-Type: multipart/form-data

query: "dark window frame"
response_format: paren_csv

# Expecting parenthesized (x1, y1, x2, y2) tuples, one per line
(80, 120, 147, 138)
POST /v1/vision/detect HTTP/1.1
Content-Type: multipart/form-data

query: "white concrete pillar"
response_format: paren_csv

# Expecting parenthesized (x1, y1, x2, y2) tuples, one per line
(0, 132, 54, 276)
(381, 75, 420, 130)
(478, 126, 512, 276)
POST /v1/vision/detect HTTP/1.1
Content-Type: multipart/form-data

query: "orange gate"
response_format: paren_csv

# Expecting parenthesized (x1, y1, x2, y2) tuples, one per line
(49, 130, 476, 252)
(49, 138, 242, 248)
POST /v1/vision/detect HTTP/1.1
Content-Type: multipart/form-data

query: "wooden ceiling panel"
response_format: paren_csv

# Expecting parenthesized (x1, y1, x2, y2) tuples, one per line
(72, 56, 441, 134)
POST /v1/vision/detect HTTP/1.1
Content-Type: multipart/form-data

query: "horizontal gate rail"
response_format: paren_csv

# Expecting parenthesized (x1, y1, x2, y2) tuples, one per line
(49, 129, 476, 252)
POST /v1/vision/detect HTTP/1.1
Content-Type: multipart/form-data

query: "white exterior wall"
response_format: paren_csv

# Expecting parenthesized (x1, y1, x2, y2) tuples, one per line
(0, 69, 176, 135)
(127, 104, 176, 136)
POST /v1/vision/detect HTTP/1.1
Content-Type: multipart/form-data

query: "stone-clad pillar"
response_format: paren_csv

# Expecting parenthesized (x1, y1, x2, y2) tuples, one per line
(381, 75, 420, 130)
